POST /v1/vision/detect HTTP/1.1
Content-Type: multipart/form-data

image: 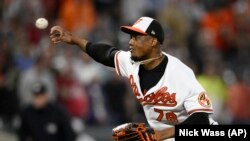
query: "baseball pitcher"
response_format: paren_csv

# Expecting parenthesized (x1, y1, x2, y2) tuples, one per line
(50, 17, 217, 141)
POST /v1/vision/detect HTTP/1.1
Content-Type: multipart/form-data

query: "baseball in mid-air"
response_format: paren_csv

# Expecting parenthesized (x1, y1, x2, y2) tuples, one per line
(35, 18, 48, 29)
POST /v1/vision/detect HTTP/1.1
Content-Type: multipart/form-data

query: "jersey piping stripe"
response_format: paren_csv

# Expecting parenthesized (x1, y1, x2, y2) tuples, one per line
(188, 109, 213, 115)
(115, 51, 122, 76)
(141, 102, 177, 107)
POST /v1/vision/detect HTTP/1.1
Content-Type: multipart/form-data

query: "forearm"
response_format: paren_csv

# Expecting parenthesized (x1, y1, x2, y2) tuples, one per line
(71, 36, 89, 52)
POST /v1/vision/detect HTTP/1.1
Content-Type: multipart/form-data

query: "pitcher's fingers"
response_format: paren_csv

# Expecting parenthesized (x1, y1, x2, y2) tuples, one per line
(50, 26, 61, 34)
(51, 37, 62, 44)
(50, 26, 63, 36)
(50, 33, 61, 38)
(53, 40, 61, 44)
(51, 40, 61, 44)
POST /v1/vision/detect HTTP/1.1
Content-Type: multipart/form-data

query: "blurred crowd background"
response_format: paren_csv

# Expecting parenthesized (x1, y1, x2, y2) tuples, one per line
(1, 0, 250, 140)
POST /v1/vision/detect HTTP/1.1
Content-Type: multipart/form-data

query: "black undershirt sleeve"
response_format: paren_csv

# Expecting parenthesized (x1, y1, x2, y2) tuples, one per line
(179, 112, 210, 125)
(85, 42, 119, 68)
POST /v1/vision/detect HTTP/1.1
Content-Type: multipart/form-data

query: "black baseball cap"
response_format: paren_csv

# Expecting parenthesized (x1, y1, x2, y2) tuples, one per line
(31, 82, 47, 95)
(120, 17, 164, 44)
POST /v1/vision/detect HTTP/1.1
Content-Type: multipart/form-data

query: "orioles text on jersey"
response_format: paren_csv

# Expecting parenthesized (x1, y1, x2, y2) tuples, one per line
(129, 75, 177, 107)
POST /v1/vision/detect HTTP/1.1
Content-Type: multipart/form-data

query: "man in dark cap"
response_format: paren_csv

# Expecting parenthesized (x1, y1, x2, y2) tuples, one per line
(18, 82, 76, 141)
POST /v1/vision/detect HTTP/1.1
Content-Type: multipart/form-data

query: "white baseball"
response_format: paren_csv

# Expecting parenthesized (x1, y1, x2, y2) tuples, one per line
(35, 18, 48, 29)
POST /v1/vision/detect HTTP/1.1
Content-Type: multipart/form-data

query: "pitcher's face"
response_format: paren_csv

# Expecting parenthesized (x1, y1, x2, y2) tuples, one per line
(129, 34, 155, 62)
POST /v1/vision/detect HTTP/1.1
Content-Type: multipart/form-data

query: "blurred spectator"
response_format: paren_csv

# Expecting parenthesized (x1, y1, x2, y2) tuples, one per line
(54, 51, 90, 119)
(102, 71, 130, 124)
(230, 0, 250, 72)
(227, 73, 250, 124)
(86, 82, 108, 125)
(52, 47, 107, 125)
(42, 0, 61, 22)
(0, 44, 19, 131)
(73, 53, 104, 86)
(71, 53, 108, 125)
(197, 55, 229, 124)
(88, 14, 118, 45)
(14, 43, 34, 72)
(199, 1, 236, 60)
(18, 82, 76, 141)
(120, 0, 147, 23)
(18, 53, 56, 107)
(158, 0, 191, 50)
(55, 66, 89, 119)
(58, 0, 96, 33)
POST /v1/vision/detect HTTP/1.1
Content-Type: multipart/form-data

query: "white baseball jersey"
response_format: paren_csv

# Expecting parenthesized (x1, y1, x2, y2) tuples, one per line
(114, 51, 214, 140)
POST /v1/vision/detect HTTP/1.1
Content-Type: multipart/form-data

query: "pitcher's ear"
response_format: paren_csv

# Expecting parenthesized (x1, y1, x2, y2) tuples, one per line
(152, 38, 158, 46)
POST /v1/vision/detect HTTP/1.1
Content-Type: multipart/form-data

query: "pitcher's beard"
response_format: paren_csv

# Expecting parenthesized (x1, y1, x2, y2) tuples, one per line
(130, 55, 147, 62)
